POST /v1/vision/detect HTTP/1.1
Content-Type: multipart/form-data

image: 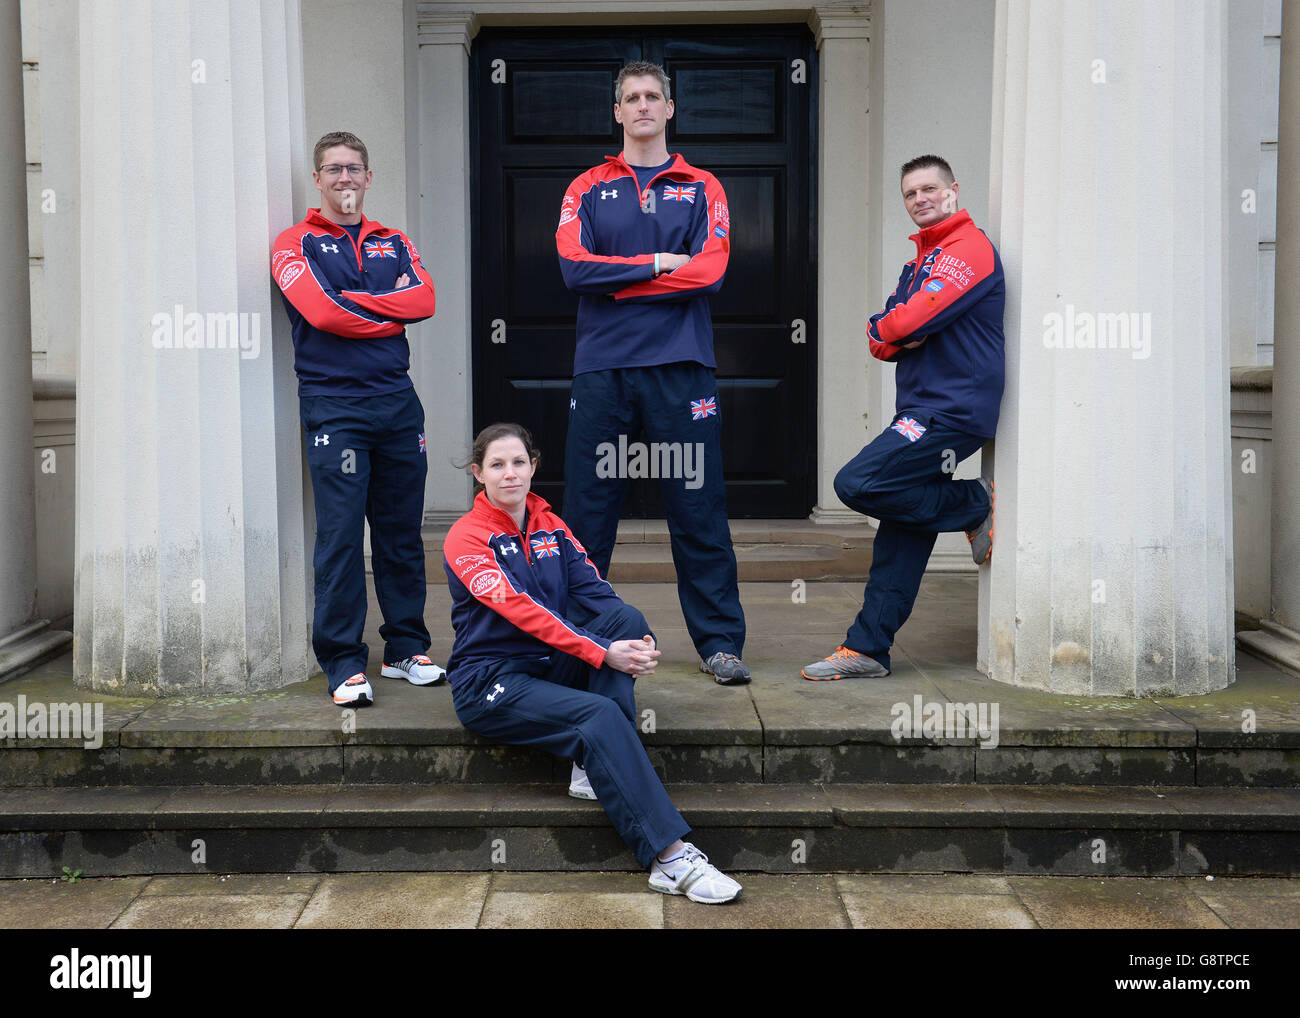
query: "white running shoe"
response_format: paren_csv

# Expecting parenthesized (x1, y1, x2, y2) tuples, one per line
(332, 673, 374, 706)
(648, 843, 742, 904)
(568, 762, 597, 800)
(381, 654, 447, 686)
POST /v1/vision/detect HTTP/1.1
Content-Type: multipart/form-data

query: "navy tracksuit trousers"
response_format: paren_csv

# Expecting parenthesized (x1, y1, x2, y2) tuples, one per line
(452, 603, 690, 869)
(562, 363, 745, 660)
(834, 413, 991, 671)
(300, 388, 430, 690)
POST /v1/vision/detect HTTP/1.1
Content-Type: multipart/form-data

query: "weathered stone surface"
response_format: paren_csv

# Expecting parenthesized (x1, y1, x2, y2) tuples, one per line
(1196, 749, 1300, 786)
(1004, 829, 1180, 876)
(0, 875, 150, 929)
(828, 784, 1003, 827)
(664, 873, 849, 928)
(1007, 876, 1228, 928)
(111, 892, 310, 929)
(975, 748, 1195, 785)
(295, 873, 490, 928)
(765, 744, 975, 783)
(119, 747, 343, 785)
(1181, 831, 1300, 876)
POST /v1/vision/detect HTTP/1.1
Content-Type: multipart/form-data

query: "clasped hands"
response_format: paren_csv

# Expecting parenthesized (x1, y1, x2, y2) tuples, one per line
(605, 635, 660, 677)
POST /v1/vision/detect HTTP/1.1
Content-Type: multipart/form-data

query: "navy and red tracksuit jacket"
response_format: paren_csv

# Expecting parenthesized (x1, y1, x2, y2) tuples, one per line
(868, 209, 1005, 438)
(271, 208, 436, 396)
(443, 491, 625, 691)
(556, 152, 730, 375)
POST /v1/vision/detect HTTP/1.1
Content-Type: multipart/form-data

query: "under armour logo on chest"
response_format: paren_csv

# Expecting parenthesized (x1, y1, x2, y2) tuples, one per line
(600, 189, 618, 200)
(499, 540, 519, 555)
(320, 242, 340, 254)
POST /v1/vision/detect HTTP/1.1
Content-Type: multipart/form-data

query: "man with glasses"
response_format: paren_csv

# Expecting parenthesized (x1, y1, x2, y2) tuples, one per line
(272, 131, 445, 706)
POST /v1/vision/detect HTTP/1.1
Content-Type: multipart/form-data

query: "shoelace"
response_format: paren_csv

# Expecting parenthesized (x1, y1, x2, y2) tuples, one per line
(828, 645, 861, 664)
(712, 653, 741, 666)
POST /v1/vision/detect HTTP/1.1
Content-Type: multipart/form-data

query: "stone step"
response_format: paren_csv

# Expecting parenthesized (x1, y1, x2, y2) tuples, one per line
(416, 519, 877, 582)
(2, 783, 1296, 878)
(6, 724, 1298, 787)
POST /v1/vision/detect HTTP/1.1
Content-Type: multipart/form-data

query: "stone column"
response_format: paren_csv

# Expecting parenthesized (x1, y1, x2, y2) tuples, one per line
(808, 4, 873, 523)
(1240, 0, 1300, 674)
(979, 0, 1235, 695)
(0, 0, 71, 679)
(75, 0, 311, 695)
(413, 7, 479, 523)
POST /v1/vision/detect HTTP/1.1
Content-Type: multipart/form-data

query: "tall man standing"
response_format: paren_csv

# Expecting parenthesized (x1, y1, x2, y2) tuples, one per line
(272, 131, 446, 706)
(802, 155, 1004, 681)
(556, 62, 750, 685)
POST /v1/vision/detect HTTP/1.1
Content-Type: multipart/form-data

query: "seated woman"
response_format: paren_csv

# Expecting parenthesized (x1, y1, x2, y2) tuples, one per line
(443, 422, 741, 904)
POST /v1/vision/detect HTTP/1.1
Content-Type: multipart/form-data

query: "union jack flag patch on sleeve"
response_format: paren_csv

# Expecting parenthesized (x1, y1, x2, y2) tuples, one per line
(891, 416, 927, 442)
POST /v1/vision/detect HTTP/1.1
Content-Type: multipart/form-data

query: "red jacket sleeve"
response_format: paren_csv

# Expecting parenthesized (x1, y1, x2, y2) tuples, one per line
(445, 527, 611, 668)
(339, 231, 437, 322)
(868, 229, 997, 352)
(271, 229, 404, 339)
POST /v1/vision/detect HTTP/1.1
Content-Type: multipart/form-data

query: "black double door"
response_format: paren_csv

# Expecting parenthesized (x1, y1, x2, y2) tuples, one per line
(470, 26, 816, 517)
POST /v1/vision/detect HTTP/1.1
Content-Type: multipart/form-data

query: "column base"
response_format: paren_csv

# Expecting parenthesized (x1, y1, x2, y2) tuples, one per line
(809, 504, 864, 525)
(1238, 620, 1300, 678)
(0, 620, 73, 684)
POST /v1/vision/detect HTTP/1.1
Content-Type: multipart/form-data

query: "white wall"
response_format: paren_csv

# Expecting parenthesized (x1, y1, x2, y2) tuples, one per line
(301, 0, 409, 228)
(871, 0, 996, 568)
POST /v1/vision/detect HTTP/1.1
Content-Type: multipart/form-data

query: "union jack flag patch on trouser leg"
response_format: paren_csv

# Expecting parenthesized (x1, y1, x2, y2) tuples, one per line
(891, 416, 927, 442)
(691, 396, 718, 420)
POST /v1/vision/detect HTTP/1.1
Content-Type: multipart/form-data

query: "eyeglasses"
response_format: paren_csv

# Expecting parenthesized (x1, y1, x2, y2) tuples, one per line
(318, 164, 367, 178)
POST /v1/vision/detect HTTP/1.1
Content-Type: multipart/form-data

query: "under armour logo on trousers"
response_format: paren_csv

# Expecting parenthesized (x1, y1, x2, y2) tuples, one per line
(486, 683, 505, 702)
(314, 434, 330, 446)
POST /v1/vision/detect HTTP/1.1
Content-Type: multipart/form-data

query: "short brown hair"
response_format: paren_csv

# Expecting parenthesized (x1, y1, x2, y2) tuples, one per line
(615, 61, 671, 103)
(313, 131, 369, 171)
(900, 154, 954, 184)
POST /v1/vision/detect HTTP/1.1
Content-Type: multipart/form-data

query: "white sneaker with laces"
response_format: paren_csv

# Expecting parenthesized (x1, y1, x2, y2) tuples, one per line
(332, 673, 374, 706)
(648, 843, 742, 904)
(381, 654, 447, 686)
(568, 763, 597, 800)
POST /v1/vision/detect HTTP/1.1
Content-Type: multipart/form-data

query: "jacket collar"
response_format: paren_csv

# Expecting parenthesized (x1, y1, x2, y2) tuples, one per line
(604, 152, 690, 180)
(303, 207, 385, 242)
(473, 489, 552, 536)
(910, 208, 973, 259)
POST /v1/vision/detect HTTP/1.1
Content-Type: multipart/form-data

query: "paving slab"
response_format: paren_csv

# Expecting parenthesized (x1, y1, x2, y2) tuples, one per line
(835, 873, 1016, 895)
(295, 873, 490, 928)
(110, 892, 310, 929)
(1192, 893, 1300, 928)
(663, 873, 849, 928)
(841, 890, 1037, 928)
(141, 873, 321, 896)
(0, 876, 149, 928)
(1007, 876, 1228, 928)
(479, 871, 662, 928)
